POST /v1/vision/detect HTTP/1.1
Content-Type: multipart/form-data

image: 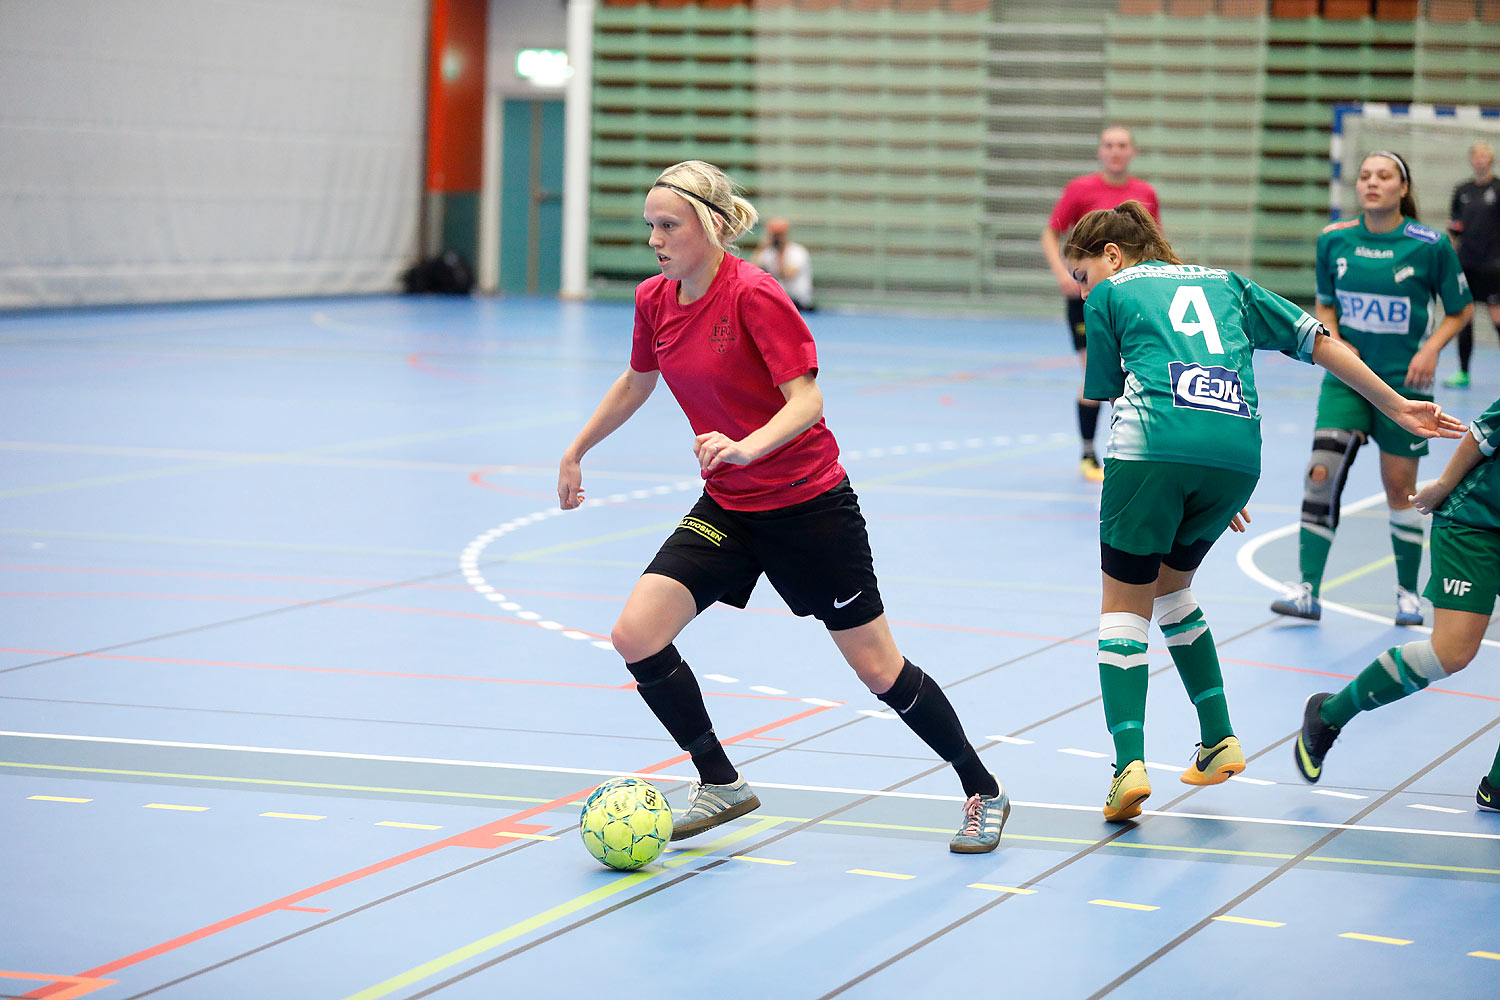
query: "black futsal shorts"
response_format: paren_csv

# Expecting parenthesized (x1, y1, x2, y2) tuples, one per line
(1066, 296, 1087, 351)
(643, 477, 884, 631)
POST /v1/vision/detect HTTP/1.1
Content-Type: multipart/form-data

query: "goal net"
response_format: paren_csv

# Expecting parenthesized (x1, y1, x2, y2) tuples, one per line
(1331, 102, 1500, 226)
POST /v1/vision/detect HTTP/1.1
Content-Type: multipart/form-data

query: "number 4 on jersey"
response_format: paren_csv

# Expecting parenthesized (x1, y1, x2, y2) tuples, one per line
(1168, 285, 1223, 354)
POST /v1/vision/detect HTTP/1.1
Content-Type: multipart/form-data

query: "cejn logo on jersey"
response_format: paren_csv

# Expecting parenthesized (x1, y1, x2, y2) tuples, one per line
(1168, 362, 1251, 418)
(1334, 290, 1410, 334)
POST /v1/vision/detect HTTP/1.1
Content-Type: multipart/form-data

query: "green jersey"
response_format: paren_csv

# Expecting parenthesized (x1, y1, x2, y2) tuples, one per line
(1315, 217, 1472, 384)
(1435, 395, 1500, 533)
(1083, 261, 1321, 476)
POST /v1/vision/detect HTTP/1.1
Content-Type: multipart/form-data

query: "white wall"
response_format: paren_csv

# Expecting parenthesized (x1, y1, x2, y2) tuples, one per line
(0, 0, 428, 308)
(487, 0, 568, 99)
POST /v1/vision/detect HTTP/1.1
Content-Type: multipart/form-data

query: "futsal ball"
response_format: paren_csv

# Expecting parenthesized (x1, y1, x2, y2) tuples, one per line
(579, 776, 674, 870)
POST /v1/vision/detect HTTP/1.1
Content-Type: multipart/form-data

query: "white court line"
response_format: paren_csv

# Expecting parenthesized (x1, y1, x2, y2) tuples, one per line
(6, 730, 1496, 842)
(1236, 488, 1500, 650)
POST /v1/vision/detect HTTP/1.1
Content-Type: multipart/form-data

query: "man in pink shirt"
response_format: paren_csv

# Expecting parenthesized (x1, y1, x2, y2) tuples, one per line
(1041, 126, 1161, 481)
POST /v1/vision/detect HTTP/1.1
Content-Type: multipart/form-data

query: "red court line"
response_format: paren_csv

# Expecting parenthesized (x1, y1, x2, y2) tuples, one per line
(280, 905, 330, 914)
(468, 467, 553, 498)
(29, 704, 834, 997)
(3, 971, 116, 1000)
(0, 647, 819, 702)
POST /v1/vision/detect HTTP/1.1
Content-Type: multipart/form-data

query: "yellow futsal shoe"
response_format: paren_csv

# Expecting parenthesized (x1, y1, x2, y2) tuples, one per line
(1180, 736, 1246, 786)
(1080, 454, 1105, 482)
(1103, 760, 1151, 823)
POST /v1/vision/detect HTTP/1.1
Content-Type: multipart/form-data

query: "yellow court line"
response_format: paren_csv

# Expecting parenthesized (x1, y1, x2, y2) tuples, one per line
(493, 832, 556, 842)
(144, 803, 207, 812)
(732, 855, 795, 866)
(847, 869, 915, 881)
(968, 883, 1037, 895)
(340, 818, 784, 1000)
(261, 812, 325, 821)
(1090, 899, 1159, 911)
(376, 821, 443, 831)
(1213, 915, 1285, 928)
(1469, 951, 1500, 961)
(28, 795, 91, 803)
(1340, 932, 1412, 946)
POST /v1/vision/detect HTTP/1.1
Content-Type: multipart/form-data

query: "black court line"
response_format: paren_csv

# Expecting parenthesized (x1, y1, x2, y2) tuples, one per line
(275, 631, 1104, 997)
(1085, 712, 1500, 1000)
(388, 619, 1273, 996)
(814, 616, 1285, 997)
(114, 834, 549, 1000)
(62, 616, 1271, 995)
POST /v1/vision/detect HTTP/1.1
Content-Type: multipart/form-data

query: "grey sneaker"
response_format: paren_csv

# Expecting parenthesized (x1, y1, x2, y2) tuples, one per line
(670, 775, 761, 841)
(1395, 586, 1424, 627)
(1271, 581, 1321, 621)
(949, 776, 1010, 854)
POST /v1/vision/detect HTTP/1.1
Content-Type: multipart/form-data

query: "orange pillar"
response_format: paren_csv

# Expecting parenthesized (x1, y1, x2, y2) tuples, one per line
(424, 0, 488, 264)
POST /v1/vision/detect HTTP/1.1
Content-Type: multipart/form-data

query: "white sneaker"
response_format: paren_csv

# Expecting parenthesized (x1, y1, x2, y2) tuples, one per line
(1395, 586, 1423, 627)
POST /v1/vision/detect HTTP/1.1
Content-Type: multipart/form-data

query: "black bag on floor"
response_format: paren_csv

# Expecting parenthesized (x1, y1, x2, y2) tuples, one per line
(402, 251, 474, 295)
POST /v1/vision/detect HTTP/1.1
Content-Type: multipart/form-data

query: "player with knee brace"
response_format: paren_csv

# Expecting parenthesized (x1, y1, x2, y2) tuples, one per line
(1272, 151, 1473, 626)
(1294, 392, 1500, 813)
(1065, 201, 1464, 823)
(557, 160, 1009, 853)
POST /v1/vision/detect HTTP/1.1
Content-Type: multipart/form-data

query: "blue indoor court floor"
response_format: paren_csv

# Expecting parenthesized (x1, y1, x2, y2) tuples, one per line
(2, 295, 1499, 999)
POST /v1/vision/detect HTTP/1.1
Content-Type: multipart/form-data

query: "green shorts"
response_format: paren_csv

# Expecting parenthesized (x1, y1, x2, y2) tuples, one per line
(1099, 459, 1259, 557)
(1423, 520, 1500, 616)
(1314, 376, 1430, 457)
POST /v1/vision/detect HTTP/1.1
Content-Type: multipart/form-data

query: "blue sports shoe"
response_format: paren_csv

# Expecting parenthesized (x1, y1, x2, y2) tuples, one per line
(950, 776, 1010, 854)
(1271, 581, 1321, 621)
(670, 775, 761, 841)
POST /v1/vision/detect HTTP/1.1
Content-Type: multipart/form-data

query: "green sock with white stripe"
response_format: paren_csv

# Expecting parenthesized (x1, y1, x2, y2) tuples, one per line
(1321, 640, 1447, 728)
(1389, 505, 1424, 592)
(1154, 590, 1232, 746)
(1298, 525, 1333, 597)
(1098, 612, 1150, 767)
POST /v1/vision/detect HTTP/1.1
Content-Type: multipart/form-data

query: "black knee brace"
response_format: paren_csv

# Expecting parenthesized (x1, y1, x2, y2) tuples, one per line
(1301, 428, 1361, 532)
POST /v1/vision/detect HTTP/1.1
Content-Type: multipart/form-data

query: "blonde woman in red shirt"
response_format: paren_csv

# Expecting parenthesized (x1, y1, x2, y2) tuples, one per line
(558, 161, 1007, 854)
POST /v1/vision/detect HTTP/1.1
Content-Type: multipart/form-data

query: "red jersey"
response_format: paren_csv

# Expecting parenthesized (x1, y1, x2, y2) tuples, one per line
(630, 253, 846, 511)
(1047, 173, 1161, 234)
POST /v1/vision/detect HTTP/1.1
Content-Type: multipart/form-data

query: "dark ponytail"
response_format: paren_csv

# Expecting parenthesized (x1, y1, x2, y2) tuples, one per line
(1064, 201, 1181, 266)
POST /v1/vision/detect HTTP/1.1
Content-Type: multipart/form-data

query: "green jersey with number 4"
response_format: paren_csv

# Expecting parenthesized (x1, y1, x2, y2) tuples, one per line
(1083, 261, 1322, 476)
(1315, 217, 1471, 385)
(1435, 395, 1500, 533)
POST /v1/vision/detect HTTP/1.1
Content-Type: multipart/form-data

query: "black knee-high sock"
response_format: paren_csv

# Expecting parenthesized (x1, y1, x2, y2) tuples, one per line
(626, 645, 737, 785)
(1457, 321, 1473, 373)
(877, 659, 997, 798)
(1077, 400, 1101, 452)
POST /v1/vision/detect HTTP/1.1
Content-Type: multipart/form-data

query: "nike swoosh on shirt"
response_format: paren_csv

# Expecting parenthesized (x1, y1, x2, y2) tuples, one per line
(833, 591, 862, 609)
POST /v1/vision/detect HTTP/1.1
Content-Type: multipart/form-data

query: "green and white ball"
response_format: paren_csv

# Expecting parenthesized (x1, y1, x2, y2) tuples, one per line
(579, 777, 674, 870)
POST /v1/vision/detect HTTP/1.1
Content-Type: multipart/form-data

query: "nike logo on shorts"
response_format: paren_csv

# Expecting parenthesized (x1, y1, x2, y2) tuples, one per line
(833, 591, 862, 609)
(1409, 441, 1425, 451)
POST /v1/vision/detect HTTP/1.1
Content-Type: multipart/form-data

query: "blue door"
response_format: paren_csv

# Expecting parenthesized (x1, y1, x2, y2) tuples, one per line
(500, 98, 564, 295)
